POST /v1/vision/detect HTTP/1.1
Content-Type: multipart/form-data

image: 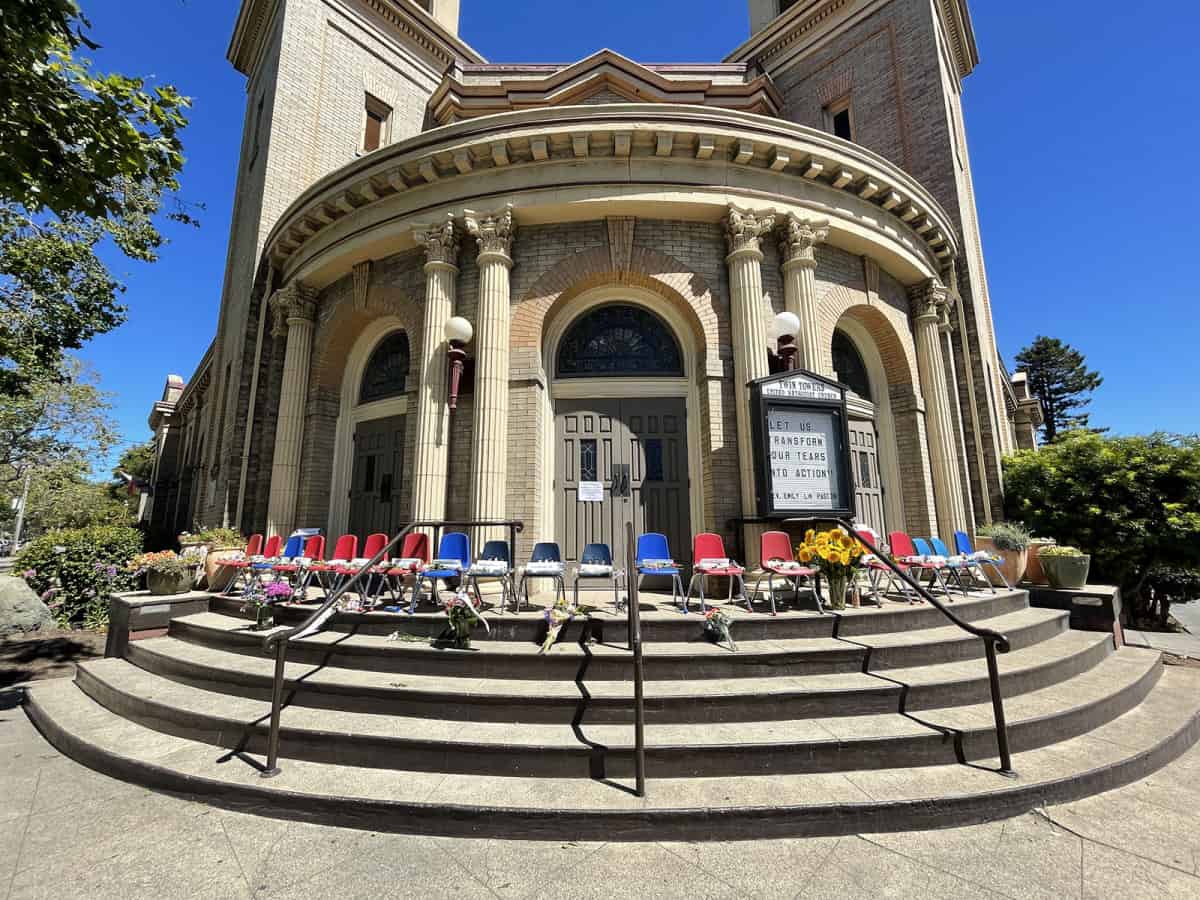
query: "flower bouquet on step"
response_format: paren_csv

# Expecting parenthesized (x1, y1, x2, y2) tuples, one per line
(239, 581, 275, 631)
(438, 588, 489, 649)
(704, 606, 737, 652)
(796, 527, 867, 611)
(540, 596, 596, 653)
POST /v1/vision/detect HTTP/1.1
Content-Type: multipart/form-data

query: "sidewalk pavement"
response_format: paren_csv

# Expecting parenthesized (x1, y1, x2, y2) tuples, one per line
(1168, 601, 1200, 635)
(1124, 628, 1200, 660)
(4, 679, 1200, 899)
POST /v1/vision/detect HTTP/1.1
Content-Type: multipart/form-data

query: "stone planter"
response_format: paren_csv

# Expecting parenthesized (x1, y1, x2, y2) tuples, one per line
(977, 537, 1028, 587)
(204, 546, 243, 592)
(1042, 554, 1091, 591)
(1024, 539, 1056, 586)
(146, 569, 193, 596)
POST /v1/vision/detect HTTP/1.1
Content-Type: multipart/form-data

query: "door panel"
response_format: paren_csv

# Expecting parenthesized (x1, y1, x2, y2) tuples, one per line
(348, 415, 406, 539)
(555, 396, 690, 566)
(848, 418, 885, 537)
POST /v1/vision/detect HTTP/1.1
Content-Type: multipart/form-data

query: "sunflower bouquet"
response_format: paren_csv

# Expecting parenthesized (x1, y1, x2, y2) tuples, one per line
(796, 527, 868, 611)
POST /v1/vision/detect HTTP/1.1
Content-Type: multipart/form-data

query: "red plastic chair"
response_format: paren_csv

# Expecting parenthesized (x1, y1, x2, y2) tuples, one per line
(384, 532, 431, 609)
(220, 534, 262, 595)
(686, 532, 747, 613)
(309, 535, 358, 594)
(888, 531, 952, 599)
(751, 530, 818, 616)
(335, 532, 388, 607)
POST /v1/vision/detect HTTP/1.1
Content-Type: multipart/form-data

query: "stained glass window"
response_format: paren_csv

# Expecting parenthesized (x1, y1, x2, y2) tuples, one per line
(831, 330, 872, 401)
(556, 305, 683, 378)
(359, 331, 410, 404)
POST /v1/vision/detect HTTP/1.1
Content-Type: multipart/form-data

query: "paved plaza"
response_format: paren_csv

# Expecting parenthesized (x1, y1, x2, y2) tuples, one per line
(4, 676, 1200, 900)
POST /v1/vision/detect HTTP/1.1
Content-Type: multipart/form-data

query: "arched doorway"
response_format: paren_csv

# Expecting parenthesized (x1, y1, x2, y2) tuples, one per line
(832, 328, 888, 536)
(328, 326, 411, 539)
(548, 298, 693, 565)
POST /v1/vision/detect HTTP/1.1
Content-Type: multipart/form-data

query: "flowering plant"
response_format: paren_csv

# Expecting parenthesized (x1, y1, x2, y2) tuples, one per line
(703, 606, 737, 652)
(265, 580, 295, 602)
(540, 597, 595, 653)
(439, 589, 489, 649)
(796, 528, 867, 610)
(239, 580, 275, 630)
(127, 550, 192, 576)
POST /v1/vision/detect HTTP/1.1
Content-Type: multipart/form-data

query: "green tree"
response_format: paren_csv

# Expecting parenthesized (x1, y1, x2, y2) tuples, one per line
(1003, 431, 1200, 624)
(1013, 336, 1103, 442)
(0, 0, 195, 395)
(109, 437, 156, 510)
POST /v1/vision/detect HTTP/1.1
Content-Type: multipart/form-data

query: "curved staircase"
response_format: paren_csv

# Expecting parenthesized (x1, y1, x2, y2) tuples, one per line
(25, 588, 1200, 840)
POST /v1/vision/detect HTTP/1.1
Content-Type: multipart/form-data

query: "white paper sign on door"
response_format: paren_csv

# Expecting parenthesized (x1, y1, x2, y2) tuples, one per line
(578, 481, 604, 502)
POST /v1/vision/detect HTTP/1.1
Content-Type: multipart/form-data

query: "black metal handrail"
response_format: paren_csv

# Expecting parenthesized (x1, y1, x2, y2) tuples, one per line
(730, 515, 1015, 775)
(624, 520, 647, 797)
(258, 518, 523, 777)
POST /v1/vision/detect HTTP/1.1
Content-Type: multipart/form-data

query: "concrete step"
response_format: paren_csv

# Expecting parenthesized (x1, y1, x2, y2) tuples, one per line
(26, 664, 1200, 840)
(168, 606, 1070, 679)
(72, 648, 1160, 777)
(126, 629, 1114, 723)
(207, 588, 1030, 641)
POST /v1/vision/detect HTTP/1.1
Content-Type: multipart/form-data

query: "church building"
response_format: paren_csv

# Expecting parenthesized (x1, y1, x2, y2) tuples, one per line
(143, 0, 1042, 562)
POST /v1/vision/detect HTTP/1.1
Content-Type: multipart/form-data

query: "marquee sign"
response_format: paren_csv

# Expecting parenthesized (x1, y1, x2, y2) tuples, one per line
(750, 369, 855, 519)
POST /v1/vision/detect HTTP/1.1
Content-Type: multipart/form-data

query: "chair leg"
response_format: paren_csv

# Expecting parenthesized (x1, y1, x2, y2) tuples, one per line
(767, 573, 777, 616)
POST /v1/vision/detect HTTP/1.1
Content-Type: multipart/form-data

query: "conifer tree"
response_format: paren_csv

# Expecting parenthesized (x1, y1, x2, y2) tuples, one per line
(1014, 336, 1103, 442)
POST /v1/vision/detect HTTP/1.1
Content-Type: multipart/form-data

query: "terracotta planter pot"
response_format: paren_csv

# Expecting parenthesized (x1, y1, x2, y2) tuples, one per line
(204, 547, 244, 592)
(1042, 555, 1091, 591)
(977, 537, 1028, 587)
(1024, 540, 1056, 586)
(147, 569, 193, 596)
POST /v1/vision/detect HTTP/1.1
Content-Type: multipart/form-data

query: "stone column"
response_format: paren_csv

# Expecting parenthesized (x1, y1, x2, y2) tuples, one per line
(910, 278, 968, 541)
(464, 204, 515, 542)
(265, 281, 317, 538)
(779, 214, 830, 373)
(724, 205, 776, 565)
(410, 214, 460, 526)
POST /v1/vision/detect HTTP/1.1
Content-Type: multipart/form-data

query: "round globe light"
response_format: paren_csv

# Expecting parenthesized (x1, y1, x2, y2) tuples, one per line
(444, 316, 474, 344)
(773, 311, 801, 339)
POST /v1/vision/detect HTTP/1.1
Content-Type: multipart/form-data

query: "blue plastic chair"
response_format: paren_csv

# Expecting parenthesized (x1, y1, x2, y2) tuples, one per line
(912, 538, 953, 596)
(414, 532, 470, 612)
(635, 533, 685, 612)
(574, 542, 622, 612)
(467, 539, 515, 611)
(518, 542, 567, 610)
(931, 537, 982, 594)
(954, 530, 1009, 589)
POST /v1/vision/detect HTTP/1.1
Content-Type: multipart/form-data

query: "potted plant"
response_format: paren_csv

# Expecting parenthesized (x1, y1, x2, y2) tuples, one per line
(1024, 537, 1057, 586)
(128, 551, 195, 596)
(976, 523, 1032, 587)
(1039, 545, 1092, 590)
(194, 527, 245, 591)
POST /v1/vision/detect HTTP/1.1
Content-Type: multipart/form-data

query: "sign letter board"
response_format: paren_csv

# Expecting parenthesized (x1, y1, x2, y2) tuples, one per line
(749, 369, 855, 519)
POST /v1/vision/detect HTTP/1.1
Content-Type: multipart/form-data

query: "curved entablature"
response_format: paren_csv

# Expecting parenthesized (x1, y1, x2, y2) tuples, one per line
(264, 103, 959, 286)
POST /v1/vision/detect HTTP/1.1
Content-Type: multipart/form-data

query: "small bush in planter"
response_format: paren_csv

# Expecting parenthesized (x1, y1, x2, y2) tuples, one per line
(127, 551, 195, 595)
(977, 522, 1032, 552)
(1038, 545, 1092, 590)
(195, 527, 244, 548)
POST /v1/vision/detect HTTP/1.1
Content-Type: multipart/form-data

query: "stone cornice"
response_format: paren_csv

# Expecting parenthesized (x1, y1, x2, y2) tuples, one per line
(429, 49, 781, 125)
(726, 0, 978, 80)
(227, 0, 484, 76)
(170, 343, 214, 420)
(263, 104, 958, 275)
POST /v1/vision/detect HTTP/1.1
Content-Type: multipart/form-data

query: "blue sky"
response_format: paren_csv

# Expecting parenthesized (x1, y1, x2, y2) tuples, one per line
(77, 0, 1199, 467)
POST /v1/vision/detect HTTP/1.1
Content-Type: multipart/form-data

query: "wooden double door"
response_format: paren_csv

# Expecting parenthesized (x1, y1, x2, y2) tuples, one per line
(555, 397, 690, 566)
(348, 415, 406, 538)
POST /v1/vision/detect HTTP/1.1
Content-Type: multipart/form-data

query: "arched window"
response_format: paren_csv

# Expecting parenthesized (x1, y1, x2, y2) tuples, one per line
(556, 304, 683, 377)
(358, 331, 410, 404)
(832, 329, 872, 401)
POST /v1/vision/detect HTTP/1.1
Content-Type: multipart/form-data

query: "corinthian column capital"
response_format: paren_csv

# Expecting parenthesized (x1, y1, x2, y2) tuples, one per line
(269, 281, 317, 337)
(779, 214, 830, 268)
(464, 203, 515, 262)
(722, 205, 776, 259)
(413, 213, 460, 269)
(909, 277, 949, 324)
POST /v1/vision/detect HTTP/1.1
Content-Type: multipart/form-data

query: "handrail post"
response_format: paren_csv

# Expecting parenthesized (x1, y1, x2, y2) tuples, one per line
(985, 639, 1015, 775)
(262, 637, 287, 778)
(625, 521, 647, 797)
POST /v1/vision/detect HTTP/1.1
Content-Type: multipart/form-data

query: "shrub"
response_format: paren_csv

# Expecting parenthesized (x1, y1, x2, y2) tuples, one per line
(1039, 545, 1086, 558)
(1004, 431, 1200, 623)
(127, 550, 192, 576)
(15, 524, 143, 628)
(977, 522, 1032, 552)
(194, 527, 243, 547)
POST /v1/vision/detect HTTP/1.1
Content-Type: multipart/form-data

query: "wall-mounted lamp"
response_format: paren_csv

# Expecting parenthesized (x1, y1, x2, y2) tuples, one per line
(445, 315, 473, 410)
(773, 311, 801, 371)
